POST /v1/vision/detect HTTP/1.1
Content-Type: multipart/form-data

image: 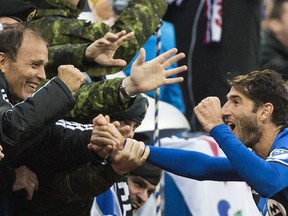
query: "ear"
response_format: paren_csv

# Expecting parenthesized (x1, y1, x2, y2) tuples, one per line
(259, 103, 274, 122)
(0, 52, 6, 73)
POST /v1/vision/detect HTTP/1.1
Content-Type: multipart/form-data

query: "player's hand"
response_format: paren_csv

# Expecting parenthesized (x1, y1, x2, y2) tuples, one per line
(110, 138, 149, 175)
(194, 97, 223, 132)
(88, 114, 125, 158)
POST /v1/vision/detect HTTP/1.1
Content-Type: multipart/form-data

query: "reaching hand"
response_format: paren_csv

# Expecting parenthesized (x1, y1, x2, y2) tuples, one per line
(123, 48, 187, 96)
(0, 145, 4, 160)
(85, 30, 135, 66)
(110, 138, 150, 175)
(13, 166, 39, 200)
(88, 114, 125, 158)
(113, 121, 133, 139)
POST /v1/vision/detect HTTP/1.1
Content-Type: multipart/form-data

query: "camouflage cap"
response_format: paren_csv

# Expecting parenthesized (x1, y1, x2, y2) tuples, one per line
(0, 0, 37, 22)
(130, 161, 162, 186)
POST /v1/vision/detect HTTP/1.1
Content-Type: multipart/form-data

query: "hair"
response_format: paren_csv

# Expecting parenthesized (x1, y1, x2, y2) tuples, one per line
(268, 0, 288, 20)
(228, 69, 288, 126)
(0, 22, 46, 62)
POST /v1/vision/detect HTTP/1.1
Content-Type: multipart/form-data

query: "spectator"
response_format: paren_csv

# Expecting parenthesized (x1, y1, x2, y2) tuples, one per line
(260, 0, 288, 80)
(92, 161, 162, 216)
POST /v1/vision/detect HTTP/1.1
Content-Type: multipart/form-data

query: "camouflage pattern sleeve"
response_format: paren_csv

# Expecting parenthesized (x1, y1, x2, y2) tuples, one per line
(44, 162, 124, 202)
(27, 0, 167, 77)
(25, 0, 85, 17)
(46, 43, 89, 79)
(65, 77, 133, 123)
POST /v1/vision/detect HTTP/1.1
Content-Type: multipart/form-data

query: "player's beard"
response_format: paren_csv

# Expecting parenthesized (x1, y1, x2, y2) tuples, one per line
(237, 113, 262, 149)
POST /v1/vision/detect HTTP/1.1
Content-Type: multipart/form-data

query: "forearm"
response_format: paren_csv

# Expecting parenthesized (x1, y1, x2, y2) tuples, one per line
(39, 121, 101, 170)
(147, 146, 240, 181)
(66, 78, 133, 123)
(211, 124, 287, 197)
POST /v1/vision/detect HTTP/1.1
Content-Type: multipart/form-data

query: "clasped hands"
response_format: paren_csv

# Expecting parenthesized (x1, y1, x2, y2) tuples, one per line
(88, 114, 150, 175)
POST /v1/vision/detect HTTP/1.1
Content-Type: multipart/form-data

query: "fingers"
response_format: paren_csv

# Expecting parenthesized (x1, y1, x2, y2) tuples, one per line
(161, 52, 185, 69)
(92, 114, 108, 126)
(116, 31, 135, 46)
(103, 32, 119, 42)
(141, 145, 150, 160)
(90, 115, 125, 158)
(57, 65, 86, 95)
(104, 30, 134, 44)
(110, 139, 148, 175)
(134, 48, 146, 66)
(87, 143, 114, 158)
(90, 132, 119, 146)
(0, 145, 4, 159)
(114, 30, 127, 38)
(112, 120, 120, 128)
(118, 125, 133, 139)
(164, 65, 187, 77)
(25, 181, 38, 200)
(123, 139, 146, 159)
(104, 115, 111, 123)
(108, 59, 127, 67)
(155, 48, 178, 65)
(95, 40, 110, 46)
(13, 166, 39, 200)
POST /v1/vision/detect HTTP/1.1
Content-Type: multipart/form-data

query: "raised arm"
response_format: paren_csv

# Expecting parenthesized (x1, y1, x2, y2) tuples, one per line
(31, 0, 168, 78)
(66, 48, 187, 123)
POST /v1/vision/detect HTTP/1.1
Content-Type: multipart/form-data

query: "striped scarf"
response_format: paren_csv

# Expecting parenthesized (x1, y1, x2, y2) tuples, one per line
(166, 0, 223, 44)
(204, 0, 223, 43)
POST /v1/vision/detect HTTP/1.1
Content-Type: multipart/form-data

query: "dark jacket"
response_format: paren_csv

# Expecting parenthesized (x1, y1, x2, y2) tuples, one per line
(260, 28, 288, 80)
(0, 71, 75, 194)
(0, 72, 124, 215)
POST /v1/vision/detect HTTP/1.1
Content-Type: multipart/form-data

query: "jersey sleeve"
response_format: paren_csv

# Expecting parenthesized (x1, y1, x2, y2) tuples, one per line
(211, 124, 288, 198)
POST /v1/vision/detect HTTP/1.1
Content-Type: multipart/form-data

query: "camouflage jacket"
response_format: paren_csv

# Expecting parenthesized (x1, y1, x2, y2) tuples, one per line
(37, 77, 132, 123)
(25, 0, 167, 78)
(12, 162, 124, 216)
(25, 0, 85, 17)
(66, 77, 134, 123)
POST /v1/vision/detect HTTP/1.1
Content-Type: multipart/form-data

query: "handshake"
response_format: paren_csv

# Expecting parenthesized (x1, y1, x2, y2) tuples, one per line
(88, 114, 150, 175)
